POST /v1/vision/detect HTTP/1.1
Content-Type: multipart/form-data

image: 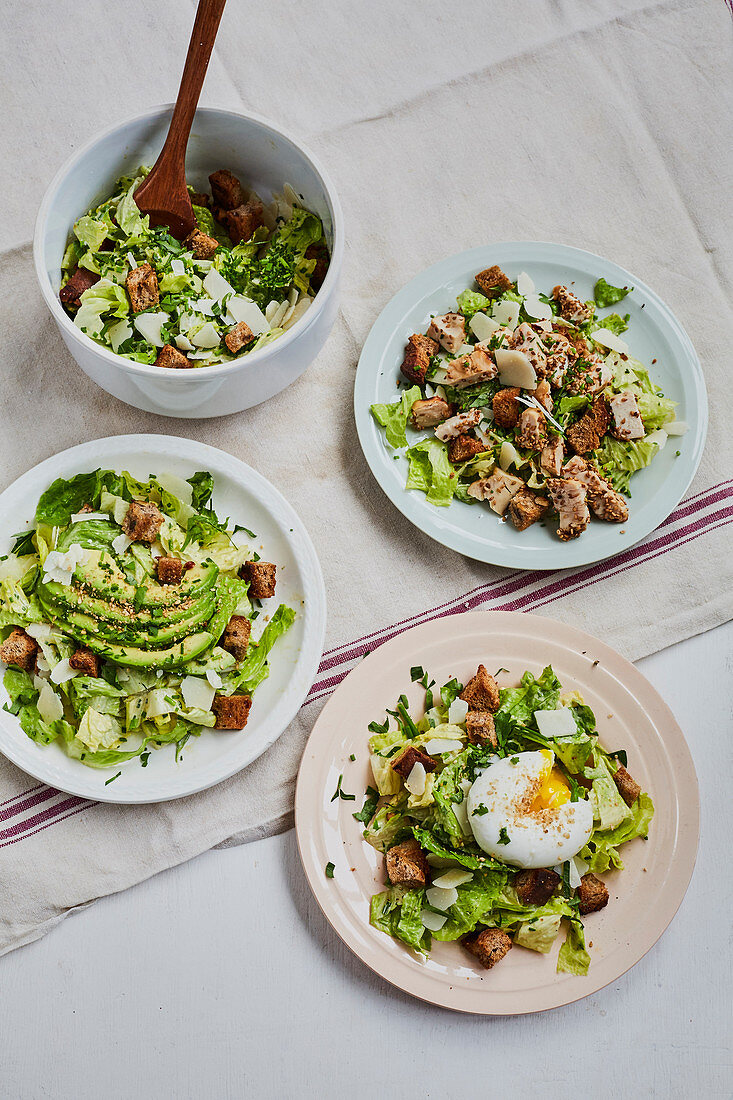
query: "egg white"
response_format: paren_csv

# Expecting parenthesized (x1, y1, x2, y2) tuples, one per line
(467, 751, 593, 869)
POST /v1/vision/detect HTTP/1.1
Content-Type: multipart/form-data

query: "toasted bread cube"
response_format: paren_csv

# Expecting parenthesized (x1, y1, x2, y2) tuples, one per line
(0, 628, 38, 672)
(219, 199, 264, 244)
(123, 500, 164, 543)
(212, 692, 252, 730)
(126, 263, 159, 313)
(59, 267, 100, 311)
(475, 265, 512, 298)
(552, 284, 593, 325)
(492, 387, 521, 430)
(305, 242, 330, 291)
(463, 927, 513, 969)
(612, 762, 641, 807)
(220, 615, 251, 662)
(508, 490, 550, 532)
(410, 396, 452, 429)
(156, 556, 183, 586)
(514, 868, 561, 906)
(426, 312, 466, 354)
(68, 647, 101, 678)
(183, 227, 219, 260)
(447, 434, 488, 464)
(224, 321, 255, 354)
(208, 169, 247, 210)
(578, 873, 609, 915)
(465, 710, 497, 747)
(390, 744, 437, 778)
(460, 664, 500, 712)
(155, 344, 191, 370)
(401, 333, 438, 386)
(566, 411, 601, 456)
(240, 560, 276, 599)
(189, 190, 209, 208)
(385, 839, 429, 889)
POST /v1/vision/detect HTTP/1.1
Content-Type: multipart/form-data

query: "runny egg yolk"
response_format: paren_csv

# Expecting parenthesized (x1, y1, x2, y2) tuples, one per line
(531, 749, 571, 811)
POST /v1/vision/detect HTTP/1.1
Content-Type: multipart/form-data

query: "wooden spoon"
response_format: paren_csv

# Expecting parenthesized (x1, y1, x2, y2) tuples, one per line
(134, 0, 227, 239)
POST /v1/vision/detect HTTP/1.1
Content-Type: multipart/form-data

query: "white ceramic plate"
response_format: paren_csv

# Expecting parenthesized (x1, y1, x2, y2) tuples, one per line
(0, 435, 326, 803)
(354, 243, 707, 569)
(295, 611, 699, 1014)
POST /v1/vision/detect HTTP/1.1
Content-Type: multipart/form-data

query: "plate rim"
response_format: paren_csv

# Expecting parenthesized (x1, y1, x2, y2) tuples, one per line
(294, 609, 700, 1015)
(354, 241, 708, 569)
(0, 433, 327, 804)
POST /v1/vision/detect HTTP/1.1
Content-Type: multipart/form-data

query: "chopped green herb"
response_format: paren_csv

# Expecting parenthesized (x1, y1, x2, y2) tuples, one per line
(497, 827, 511, 845)
(104, 771, 122, 786)
(325, 862, 335, 879)
(472, 803, 489, 817)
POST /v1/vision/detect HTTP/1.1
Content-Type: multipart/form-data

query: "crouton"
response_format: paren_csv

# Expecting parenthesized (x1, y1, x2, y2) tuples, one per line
(553, 285, 593, 325)
(514, 868, 561, 906)
(410, 396, 452, 429)
(239, 560, 277, 599)
(305, 242, 330, 291)
(578, 873, 609, 915)
(475, 265, 512, 299)
(219, 199, 264, 245)
(220, 615, 251, 662)
(460, 664, 500, 712)
(212, 692, 252, 730)
(566, 411, 602, 456)
(465, 710, 497, 747)
(426, 312, 466, 354)
(123, 500, 164, 543)
(508, 490, 550, 531)
(593, 396, 610, 436)
(541, 436, 564, 477)
(609, 391, 645, 441)
(492, 387, 521, 430)
(69, 647, 101, 678)
(156, 556, 183, 586)
(208, 169, 247, 210)
(546, 478, 590, 540)
(400, 333, 438, 386)
(515, 407, 547, 451)
(223, 321, 255, 355)
(0, 628, 38, 672)
(155, 344, 191, 370)
(612, 762, 641, 807)
(447, 434, 488, 464)
(385, 839, 429, 889)
(59, 267, 100, 311)
(183, 227, 219, 259)
(463, 927, 513, 969)
(190, 190, 209, 208)
(444, 347, 497, 389)
(390, 745, 437, 779)
(125, 263, 159, 313)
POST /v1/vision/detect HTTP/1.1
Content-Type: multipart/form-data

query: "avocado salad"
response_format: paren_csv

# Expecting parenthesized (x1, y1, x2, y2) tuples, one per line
(371, 266, 688, 541)
(0, 469, 295, 770)
(354, 663, 653, 975)
(59, 167, 329, 369)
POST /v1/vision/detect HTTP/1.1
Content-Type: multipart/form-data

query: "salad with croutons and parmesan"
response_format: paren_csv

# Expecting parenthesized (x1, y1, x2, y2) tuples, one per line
(0, 468, 294, 772)
(370, 267, 688, 540)
(356, 663, 653, 974)
(59, 167, 329, 369)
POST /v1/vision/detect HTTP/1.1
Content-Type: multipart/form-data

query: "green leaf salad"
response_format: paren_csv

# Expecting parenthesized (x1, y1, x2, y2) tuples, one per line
(358, 663, 653, 975)
(59, 167, 329, 368)
(0, 469, 295, 769)
(370, 264, 688, 541)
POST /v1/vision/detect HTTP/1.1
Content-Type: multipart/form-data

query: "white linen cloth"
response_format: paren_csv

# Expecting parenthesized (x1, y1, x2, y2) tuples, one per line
(0, 0, 730, 955)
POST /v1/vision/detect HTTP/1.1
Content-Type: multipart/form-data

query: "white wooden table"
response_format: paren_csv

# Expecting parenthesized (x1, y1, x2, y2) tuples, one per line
(2, 621, 731, 1099)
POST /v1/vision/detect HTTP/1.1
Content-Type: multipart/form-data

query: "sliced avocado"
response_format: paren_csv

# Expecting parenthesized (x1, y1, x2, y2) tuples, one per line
(58, 548, 218, 608)
(38, 582, 204, 626)
(38, 589, 217, 649)
(58, 631, 215, 670)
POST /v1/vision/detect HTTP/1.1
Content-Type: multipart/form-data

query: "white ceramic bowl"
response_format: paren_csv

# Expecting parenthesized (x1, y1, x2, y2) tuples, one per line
(34, 106, 343, 419)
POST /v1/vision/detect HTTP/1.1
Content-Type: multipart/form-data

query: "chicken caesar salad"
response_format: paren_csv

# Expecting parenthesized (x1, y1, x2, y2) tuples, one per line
(0, 469, 295, 771)
(371, 267, 688, 540)
(59, 168, 329, 369)
(354, 663, 653, 974)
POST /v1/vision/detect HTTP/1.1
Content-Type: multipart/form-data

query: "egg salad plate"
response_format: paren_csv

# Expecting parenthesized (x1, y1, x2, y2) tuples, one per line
(0, 434, 326, 803)
(353, 243, 707, 568)
(295, 611, 698, 1014)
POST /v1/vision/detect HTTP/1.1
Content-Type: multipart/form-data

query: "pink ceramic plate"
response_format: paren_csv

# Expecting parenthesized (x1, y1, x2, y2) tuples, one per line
(295, 611, 699, 1014)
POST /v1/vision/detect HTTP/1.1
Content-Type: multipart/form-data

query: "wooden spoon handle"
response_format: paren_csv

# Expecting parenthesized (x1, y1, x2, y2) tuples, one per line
(159, 0, 227, 172)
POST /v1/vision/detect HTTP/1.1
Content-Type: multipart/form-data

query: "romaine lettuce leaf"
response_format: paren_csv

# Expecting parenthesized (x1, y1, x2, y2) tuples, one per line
(228, 603, 295, 693)
(432, 870, 507, 940)
(593, 278, 632, 308)
(581, 791, 654, 872)
(370, 885, 430, 953)
(363, 792, 411, 851)
(499, 666, 562, 723)
(74, 278, 130, 338)
(556, 918, 590, 975)
(370, 385, 422, 449)
(594, 436, 660, 493)
(73, 215, 109, 252)
(456, 289, 490, 319)
(405, 438, 457, 507)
